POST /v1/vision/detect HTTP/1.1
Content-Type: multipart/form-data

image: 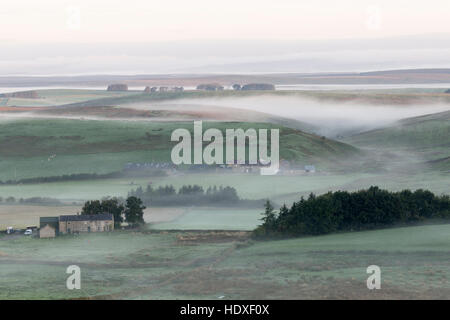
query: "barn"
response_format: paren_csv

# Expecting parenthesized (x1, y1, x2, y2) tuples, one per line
(39, 216, 60, 238)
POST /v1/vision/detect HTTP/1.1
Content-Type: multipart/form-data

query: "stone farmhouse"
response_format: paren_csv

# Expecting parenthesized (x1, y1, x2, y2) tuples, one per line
(39, 214, 114, 238)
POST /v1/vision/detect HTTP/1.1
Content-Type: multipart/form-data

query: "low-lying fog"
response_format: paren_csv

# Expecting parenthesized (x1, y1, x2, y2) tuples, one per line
(139, 96, 450, 137)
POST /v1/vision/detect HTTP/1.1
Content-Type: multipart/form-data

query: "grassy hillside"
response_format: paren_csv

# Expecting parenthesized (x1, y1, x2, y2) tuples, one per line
(345, 111, 450, 148)
(0, 118, 359, 181)
(2, 89, 138, 107)
(344, 110, 450, 169)
(0, 224, 449, 299)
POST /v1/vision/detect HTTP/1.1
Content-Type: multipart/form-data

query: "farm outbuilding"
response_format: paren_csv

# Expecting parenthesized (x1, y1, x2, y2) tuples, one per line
(40, 224, 56, 238)
(39, 216, 60, 238)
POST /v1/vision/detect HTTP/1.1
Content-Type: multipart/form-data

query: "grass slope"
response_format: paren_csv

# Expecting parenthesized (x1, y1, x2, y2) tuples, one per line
(0, 119, 359, 181)
(344, 110, 450, 169)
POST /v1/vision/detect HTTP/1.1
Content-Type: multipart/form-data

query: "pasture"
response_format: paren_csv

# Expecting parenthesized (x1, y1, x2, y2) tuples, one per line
(150, 207, 262, 231)
(0, 205, 184, 230)
(0, 224, 449, 299)
(2, 89, 139, 107)
(0, 118, 358, 181)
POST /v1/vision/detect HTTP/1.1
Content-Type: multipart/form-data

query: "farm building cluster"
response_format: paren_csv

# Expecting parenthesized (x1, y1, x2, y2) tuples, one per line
(105, 82, 276, 92)
(39, 214, 114, 239)
(123, 161, 316, 175)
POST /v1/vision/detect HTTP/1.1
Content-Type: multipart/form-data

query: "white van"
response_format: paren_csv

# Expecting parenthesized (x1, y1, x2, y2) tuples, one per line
(24, 229, 33, 235)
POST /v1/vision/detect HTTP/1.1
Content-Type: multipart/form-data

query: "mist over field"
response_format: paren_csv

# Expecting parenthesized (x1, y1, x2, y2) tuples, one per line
(1, 0, 450, 302)
(147, 96, 450, 136)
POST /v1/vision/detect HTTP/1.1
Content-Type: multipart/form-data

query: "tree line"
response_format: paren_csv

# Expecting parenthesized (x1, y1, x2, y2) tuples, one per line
(0, 169, 166, 185)
(128, 184, 262, 207)
(0, 196, 62, 205)
(254, 186, 450, 238)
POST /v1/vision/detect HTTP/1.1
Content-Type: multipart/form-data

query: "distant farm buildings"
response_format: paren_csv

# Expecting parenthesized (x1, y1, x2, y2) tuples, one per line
(276, 161, 318, 175)
(196, 83, 275, 91)
(0, 90, 39, 99)
(241, 83, 275, 91)
(123, 162, 174, 170)
(107, 84, 128, 91)
(196, 83, 224, 91)
(39, 214, 114, 238)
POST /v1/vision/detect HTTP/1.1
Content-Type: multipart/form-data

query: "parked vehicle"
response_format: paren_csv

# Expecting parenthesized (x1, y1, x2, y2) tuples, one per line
(24, 229, 33, 235)
(6, 226, 14, 234)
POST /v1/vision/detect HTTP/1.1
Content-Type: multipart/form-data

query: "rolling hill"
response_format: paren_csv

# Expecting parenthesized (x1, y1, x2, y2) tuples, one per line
(344, 110, 450, 170)
(0, 119, 359, 181)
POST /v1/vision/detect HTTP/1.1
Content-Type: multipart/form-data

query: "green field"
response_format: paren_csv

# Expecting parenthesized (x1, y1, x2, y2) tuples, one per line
(344, 110, 450, 165)
(0, 88, 449, 300)
(0, 224, 449, 299)
(0, 118, 358, 181)
(150, 207, 262, 230)
(0, 173, 375, 202)
(3, 89, 139, 107)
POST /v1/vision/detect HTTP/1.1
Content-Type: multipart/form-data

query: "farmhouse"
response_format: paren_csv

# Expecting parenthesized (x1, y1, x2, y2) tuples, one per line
(59, 214, 114, 234)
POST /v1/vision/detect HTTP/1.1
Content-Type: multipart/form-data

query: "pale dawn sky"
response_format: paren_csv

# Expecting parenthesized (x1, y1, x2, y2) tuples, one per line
(0, 0, 449, 75)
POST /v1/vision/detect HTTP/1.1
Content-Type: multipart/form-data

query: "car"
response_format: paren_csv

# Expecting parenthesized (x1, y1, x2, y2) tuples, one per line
(24, 229, 33, 235)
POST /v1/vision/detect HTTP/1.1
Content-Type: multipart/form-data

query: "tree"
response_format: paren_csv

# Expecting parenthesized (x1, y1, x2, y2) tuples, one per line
(124, 196, 146, 226)
(101, 198, 125, 227)
(261, 200, 276, 227)
(81, 200, 102, 215)
(81, 198, 125, 227)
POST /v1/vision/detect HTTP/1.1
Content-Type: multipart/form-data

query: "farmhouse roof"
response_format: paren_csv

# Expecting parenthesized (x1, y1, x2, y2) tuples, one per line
(60, 213, 113, 222)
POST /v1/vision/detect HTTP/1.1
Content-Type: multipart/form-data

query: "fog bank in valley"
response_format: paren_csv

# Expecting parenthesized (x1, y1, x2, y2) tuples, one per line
(149, 96, 450, 137)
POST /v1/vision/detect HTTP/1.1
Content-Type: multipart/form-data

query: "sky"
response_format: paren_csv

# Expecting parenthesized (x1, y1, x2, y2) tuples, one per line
(1, 0, 449, 75)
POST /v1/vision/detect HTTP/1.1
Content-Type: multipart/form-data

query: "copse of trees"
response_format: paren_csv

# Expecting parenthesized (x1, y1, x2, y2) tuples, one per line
(254, 186, 450, 238)
(81, 196, 145, 227)
(0, 196, 62, 205)
(128, 184, 247, 206)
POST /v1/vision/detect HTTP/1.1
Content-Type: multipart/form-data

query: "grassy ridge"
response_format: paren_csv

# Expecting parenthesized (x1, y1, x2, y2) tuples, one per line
(0, 119, 359, 180)
(344, 110, 450, 169)
(345, 111, 450, 149)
